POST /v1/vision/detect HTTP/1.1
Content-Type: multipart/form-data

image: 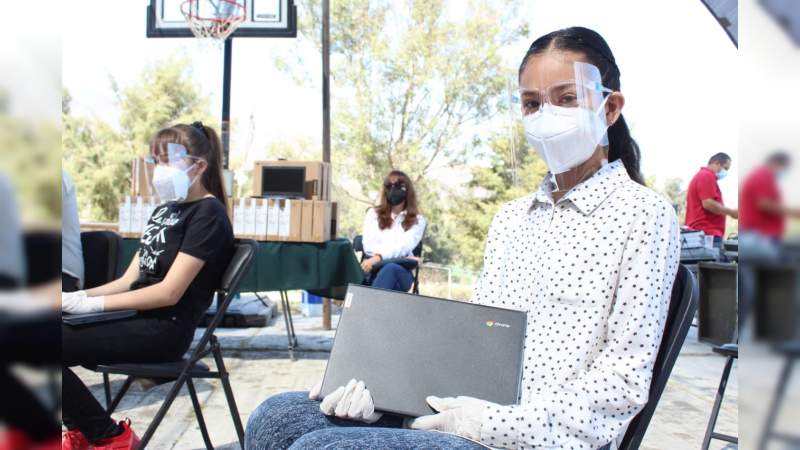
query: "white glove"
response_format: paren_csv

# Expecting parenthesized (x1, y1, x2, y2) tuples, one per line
(62, 290, 86, 303)
(312, 378, 383, 423)
(409, 396, 492, 440)
(62, 291, 104, 314)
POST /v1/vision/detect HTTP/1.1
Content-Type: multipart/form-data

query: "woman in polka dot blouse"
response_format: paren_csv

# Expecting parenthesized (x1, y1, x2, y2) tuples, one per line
(245, 27, 680, 450)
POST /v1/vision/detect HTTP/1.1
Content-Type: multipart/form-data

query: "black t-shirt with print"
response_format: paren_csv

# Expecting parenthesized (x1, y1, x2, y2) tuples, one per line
(131, 197, 233, 325)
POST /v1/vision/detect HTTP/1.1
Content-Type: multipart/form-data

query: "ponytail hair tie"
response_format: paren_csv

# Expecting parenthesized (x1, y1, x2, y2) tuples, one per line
(191, 121, 209, 139)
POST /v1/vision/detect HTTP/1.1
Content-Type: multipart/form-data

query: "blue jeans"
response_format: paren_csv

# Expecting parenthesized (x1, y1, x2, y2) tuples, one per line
(245, 391, 486, 450)
(369, 263, 414, 292)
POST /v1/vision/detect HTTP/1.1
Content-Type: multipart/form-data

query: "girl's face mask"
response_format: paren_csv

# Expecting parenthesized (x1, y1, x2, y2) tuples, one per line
(146, 143, 204, 202)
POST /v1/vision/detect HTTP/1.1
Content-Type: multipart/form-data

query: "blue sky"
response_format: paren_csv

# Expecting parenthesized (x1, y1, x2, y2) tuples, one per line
(62, 0, 742, 205)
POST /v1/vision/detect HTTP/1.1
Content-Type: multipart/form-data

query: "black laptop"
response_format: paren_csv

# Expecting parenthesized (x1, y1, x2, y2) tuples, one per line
(320, 285, 526, 417)
(62, 310, 138, 326)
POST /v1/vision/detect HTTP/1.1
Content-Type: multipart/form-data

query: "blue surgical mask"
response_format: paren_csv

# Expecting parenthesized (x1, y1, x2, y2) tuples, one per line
(716, 169, 728, 180)
(776, 170, 787, 181)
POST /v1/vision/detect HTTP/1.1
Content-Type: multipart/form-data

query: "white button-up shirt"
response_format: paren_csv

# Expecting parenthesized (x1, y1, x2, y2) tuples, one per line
(362, 208, 426, 259)
(471, 160, 680, 450)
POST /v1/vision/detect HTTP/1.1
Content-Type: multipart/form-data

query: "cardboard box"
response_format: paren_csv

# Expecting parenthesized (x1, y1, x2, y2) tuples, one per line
(244, 198, 257, 237)
(289, 199, 303, 241)
(311, 200, 333, 243)
(267, 198, 280, 240)
(252, 160, 331, 200)
(118, 196, 132, 234)
(300, 200, 314, 242)
(132, 157, 154, 197)
(233, 198, 245, 236)
(256, 198, 268, 240)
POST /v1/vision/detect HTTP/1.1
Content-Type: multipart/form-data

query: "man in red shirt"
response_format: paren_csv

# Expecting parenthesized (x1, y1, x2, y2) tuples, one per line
(685, 152, 738, 245)
(740, 151, 797, 240)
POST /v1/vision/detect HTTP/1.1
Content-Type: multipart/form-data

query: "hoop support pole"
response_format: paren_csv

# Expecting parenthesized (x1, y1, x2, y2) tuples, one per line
(221, 37, 233, 169)
(322, 0, 331, 164)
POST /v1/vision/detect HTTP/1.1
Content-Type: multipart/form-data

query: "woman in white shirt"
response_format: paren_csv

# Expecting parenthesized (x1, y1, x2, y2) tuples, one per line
(245, 27, 680, 450)
(360, 170, 426, 292)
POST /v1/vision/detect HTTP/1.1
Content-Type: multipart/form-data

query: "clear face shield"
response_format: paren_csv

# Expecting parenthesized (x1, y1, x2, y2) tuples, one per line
(144, 143, 205, 202)
(518, 62, 612, 186)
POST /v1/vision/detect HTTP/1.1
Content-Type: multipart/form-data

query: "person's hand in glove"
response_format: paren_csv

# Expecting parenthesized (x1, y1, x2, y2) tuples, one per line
(61, 290, 104, 314)
(308, 378, 383, 423)
(409, 396, 493, 440)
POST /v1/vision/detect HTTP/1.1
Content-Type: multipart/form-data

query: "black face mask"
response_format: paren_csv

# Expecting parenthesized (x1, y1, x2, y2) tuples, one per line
(387, 186, 407, 206)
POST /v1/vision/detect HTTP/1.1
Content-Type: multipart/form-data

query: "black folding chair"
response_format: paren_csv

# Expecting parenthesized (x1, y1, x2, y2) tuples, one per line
(701, 343, 738, 449)
(618, 264, 698, 450)
(24, 231, 61, 286)
(80, 231, 123, 289)
(93, 240, 257, 450)
(353, 235, 423, 294)
(758, 340, 800, 449)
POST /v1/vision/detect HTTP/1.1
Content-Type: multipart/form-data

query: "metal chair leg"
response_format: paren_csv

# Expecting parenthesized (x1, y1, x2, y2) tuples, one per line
(186, 378, 213, 450)
(103, 372, 111, 409)
(137, 372, 190, 449)
(212, 339, 245, 449)
(280, 290, 297, 360)
(107, 376, 135, 415)
(759, 356, 795, 450)
(702, 355, 736, 449)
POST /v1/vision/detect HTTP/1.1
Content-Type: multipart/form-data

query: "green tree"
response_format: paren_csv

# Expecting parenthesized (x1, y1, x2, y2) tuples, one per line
(63, 55, 216, 221)
(276, 0, 528, 264)
(450, 122, 548, 269)
(0, 115, 61, 222)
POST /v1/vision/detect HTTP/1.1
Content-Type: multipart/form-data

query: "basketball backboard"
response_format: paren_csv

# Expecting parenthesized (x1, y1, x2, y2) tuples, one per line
(147, 0, 297, 38)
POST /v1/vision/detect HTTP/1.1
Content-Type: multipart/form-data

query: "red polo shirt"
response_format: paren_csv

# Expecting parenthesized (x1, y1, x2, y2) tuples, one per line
(685, 167, 726, 237)
(740, 165, 785, 238)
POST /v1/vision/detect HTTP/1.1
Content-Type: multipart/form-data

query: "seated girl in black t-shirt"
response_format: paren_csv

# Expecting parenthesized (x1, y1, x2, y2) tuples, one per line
(61, 122, 234, 450)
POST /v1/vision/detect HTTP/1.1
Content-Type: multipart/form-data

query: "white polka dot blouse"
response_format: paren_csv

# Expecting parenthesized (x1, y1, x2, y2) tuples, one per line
(471, 160, 681, 450)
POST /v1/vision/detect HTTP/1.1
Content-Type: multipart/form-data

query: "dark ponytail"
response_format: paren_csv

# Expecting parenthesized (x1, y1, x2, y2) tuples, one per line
(195, 124, 229, 210)
(518, 26, 645, 185)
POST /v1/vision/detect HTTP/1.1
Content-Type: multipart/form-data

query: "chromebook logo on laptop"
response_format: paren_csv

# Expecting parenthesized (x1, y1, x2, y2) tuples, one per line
(486, 320, 510, 328)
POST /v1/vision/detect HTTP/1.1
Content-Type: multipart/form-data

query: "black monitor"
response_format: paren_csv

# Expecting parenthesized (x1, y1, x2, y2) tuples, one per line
(260, 166, 306, 198)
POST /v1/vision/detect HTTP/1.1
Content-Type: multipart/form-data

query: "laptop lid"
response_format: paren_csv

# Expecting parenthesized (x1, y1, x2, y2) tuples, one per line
(62, 310, 138, 326)
(320, 285, 526, 417)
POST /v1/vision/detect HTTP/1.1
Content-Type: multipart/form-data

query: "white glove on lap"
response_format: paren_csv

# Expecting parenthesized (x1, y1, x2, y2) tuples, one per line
(309, 378, 383, 423)
(409, 396, 492, 440)
(62, 291, 104, 314)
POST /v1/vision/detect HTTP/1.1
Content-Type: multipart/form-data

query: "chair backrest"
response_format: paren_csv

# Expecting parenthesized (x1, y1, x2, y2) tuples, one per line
(353, 235, 364, 260)
(24, 231, 61, 286)
(196, 239, 258, 344)
(618, 264, 698, 450)
(80, 231, 123, 289)
(412, 238, 423, 258)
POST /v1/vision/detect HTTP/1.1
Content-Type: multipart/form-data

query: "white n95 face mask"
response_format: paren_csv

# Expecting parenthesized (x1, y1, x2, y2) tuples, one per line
(523, 99, 609, 175)
(151, 164, 196, 202)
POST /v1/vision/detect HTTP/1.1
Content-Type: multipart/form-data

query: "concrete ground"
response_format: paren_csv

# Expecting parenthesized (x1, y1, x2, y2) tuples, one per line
(68, 306, 750, 450)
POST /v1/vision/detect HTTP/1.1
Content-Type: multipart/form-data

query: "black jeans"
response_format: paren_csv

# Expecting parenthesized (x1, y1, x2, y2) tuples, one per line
(0, 312, 61, 441)
(62, 315, 195, 442)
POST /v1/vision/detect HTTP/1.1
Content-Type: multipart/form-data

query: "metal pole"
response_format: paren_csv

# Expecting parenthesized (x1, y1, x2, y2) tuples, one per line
(321, 0, 331, 163)
(221, 37, 233, 169)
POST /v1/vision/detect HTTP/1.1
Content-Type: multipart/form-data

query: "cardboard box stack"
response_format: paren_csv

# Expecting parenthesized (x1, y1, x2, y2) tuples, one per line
(253, 160, 332, 200)
(231, 198, 336, 243)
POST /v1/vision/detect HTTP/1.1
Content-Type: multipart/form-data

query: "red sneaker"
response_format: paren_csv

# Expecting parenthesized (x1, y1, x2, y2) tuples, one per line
(0, 428, 60, 450)
(62, 429, 90, 450)
(89, 420, 140, 450)
(0, 428, 28, 450)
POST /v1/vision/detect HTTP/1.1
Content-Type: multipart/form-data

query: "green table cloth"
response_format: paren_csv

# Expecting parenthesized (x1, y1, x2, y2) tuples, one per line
(121, 238, 364, 299)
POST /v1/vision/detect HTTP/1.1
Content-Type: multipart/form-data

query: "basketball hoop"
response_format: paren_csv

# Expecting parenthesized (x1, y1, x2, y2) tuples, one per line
(180, 0, 246, 44)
